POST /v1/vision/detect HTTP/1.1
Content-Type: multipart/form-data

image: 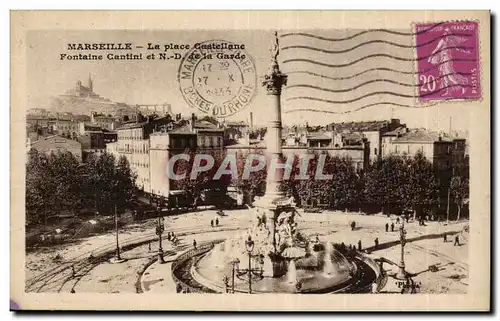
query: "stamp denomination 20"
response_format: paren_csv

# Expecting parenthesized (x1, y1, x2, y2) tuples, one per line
(415, 21, 481, 101)
(178, 40, 257, 118)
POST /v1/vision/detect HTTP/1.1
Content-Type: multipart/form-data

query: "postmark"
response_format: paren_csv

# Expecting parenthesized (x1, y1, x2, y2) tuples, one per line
(177, 40, 257, 118)
(415, 21, 481, 101)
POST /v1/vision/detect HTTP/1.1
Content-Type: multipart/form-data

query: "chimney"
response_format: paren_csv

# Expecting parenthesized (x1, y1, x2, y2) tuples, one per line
(249, 112, 254, 128)
(190, 113, 196, 132)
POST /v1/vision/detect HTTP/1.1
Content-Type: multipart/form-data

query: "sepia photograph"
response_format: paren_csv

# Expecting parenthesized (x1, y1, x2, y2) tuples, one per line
(10, 10, 491, 311)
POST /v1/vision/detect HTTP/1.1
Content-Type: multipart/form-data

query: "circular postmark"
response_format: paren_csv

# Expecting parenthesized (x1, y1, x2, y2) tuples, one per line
(177, 40, 257, 118)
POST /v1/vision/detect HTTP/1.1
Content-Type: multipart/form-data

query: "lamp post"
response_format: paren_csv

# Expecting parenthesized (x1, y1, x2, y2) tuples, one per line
(222, 275, 230, 293)
(155, 196, 165, 264)
(114, 204, 121, 260)
(230, 258, 240, 294)
(396, 220, 407, 279)
(246, 236, 254, 293)
(233, 236, 264, 294)
(110, 204, 126, 263)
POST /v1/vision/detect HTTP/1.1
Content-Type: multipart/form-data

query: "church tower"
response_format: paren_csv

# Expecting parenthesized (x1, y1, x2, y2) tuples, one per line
(88, 73, 93, 92)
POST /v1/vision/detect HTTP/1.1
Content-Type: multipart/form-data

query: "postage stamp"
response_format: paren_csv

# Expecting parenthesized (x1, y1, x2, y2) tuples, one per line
(415, 21, 481, 101)
(178, 40, 257, 118)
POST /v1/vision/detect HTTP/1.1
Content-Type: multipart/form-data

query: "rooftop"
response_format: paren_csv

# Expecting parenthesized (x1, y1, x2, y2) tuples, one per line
(307, 131, 332, 140)
(393, 129, 453, 143)
(383, 126, 408, 137)
(329, 119, 399, 132)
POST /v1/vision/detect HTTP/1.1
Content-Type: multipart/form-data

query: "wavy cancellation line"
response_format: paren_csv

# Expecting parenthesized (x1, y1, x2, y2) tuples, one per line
(286, 84, 473, 104)
(283, 101, 441, 115)
(285, 73, 472, 93)
(281, 33, 473, 53)
(282, 46, 474, 68)
(280, 22, 446, 42)
(285, 68, 470, 81)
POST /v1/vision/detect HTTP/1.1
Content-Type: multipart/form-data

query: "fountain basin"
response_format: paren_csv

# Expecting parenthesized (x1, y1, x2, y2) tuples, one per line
(171, 240, 379, 294)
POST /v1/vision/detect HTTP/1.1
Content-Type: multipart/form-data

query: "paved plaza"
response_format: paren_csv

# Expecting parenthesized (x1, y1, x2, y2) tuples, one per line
(26, 208, 468, 294)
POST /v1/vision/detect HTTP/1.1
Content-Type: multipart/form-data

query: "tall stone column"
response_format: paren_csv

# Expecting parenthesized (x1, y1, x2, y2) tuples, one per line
(254, 32, 289, 278)
(259, 32, 288, 206)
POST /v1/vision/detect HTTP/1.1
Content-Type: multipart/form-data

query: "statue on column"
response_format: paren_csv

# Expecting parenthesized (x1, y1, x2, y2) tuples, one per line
(270, 31, 280, 64)
(263, 31, 287, 95)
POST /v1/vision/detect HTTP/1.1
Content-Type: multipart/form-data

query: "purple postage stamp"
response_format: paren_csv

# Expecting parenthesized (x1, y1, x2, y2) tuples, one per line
(415, 21, 481, 101)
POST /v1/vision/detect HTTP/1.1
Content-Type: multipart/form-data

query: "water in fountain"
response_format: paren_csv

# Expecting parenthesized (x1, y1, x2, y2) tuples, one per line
(224, 239, 233, 258)
(210, 243, 226, 269)
(323, 241, 335, 276)
(287, 260, 297, 284)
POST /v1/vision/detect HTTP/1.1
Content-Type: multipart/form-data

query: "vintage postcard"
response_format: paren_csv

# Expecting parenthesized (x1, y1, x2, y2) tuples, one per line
(10, 11, 490, 311)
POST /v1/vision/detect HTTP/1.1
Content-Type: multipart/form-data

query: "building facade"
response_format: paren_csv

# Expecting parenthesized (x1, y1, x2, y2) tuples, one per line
(328, 119, 403, 161)
(78, 130, 118, 162)
(108, 113, 224, 196)
(29, 135, 82, 162)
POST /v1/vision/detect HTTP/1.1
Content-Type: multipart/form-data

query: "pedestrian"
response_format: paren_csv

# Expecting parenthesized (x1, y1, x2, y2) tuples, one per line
(378, 260, 384, 272)
(443, 234, 447, 243)
(454, 235, 460, 246)
(211, 219, 214, 228)
(396, 217, 400, 224)
(391, 222, 395, 232)
(385, 223, 389, 232)
(315, 235, 320, 243)
(193, 239, 197, 249)
(71, 265, 76, 278)
(351, 221, 356, 231)
(216, 217, 219, 226)
(340, 242, 346, 252)
(148, 242, 152, 252)
(358, 240, 362, 251)
(374, 237, 379, 249)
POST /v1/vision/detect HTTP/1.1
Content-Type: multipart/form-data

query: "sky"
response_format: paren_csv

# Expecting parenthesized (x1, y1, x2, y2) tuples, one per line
(26, 28, 478, 132)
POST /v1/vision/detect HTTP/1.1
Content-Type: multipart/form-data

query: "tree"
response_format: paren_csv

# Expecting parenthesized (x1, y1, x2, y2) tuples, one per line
(293, 152, 333, 208)
(25, 149, 82, 225)
(114, 155, 137, 213)
(82, 152, 138, 215)
(279, 153, 301, 202)
(450, 175, 469, 221)
(84, 153, 117, 214)
(26, 149, 51, 225)
(405, 152, 439, 218)
(328, 156, 361, 209)
(363, 155, 410, 214)
(233, 149, 267, 203)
